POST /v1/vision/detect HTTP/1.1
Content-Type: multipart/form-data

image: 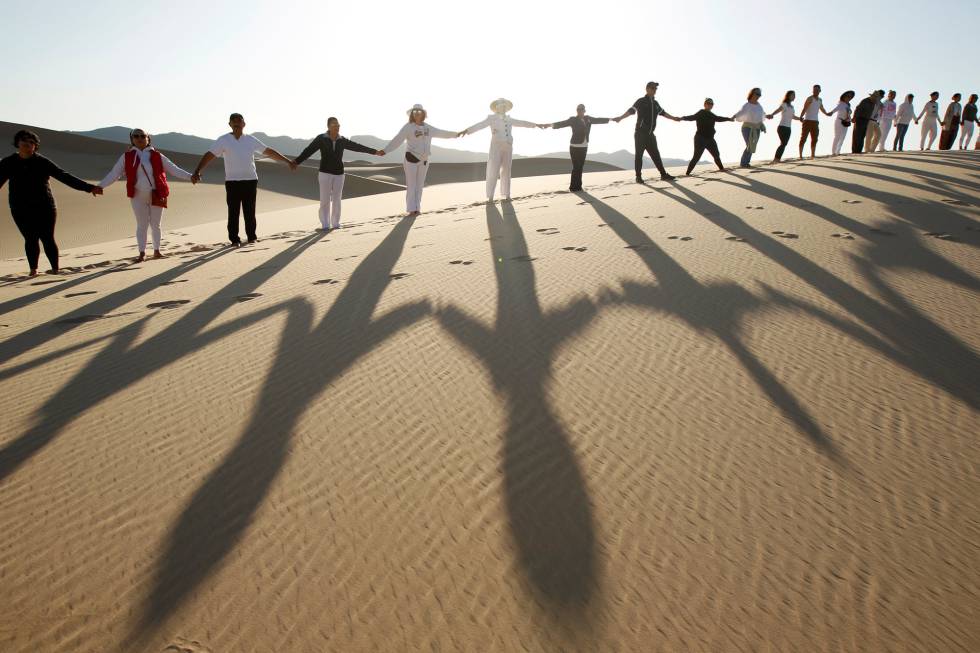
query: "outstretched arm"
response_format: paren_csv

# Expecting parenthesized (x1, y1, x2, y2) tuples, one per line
(428, 125, 461, 139)
(160, 153, 193, 181)
(294, 136, 321, 166)
(380, 124, 409, 154)
(461, 117, 491, 136)
(263, 147, 297, 169)
(346, 139, 384, 156)
(613, 107, 636, 123)
(590, 117, 611, 125)
(551, 118, 573, 129)
(97, 153, 126, 189)
(46, 158, 96, 194)
(191, 151, 217, 183)
(509, 118, 540, 129)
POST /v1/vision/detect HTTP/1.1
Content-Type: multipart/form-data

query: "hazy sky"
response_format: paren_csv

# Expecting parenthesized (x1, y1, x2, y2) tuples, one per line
(2, 0, 977, 162)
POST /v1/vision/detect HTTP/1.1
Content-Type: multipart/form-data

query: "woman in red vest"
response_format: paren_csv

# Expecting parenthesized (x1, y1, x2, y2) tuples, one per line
(96, 129, 193, 261)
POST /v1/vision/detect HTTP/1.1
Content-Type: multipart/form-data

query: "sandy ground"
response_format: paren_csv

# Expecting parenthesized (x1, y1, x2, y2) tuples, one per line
(0, 151, 978, 653)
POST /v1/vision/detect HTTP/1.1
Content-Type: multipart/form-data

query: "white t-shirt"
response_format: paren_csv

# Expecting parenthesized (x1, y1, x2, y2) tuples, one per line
(777, 102, 796, 127)
(208, 133, 267, 181)
(803, 96, 823, 120)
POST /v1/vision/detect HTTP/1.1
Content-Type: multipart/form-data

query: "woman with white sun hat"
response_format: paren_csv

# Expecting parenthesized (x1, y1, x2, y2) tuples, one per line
(379, 104, 462, 215)
(460, 98, 544, 202)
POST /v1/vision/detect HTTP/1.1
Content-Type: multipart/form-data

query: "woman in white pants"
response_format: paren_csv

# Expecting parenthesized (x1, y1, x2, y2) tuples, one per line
(294, 117, 381, 230)
(459, 98, 543, 202)
(917, 92, 941, 150)
(379, 104, 461, 216)
(960, 94, 978, 149)
(96, 129, 192, 261)
(831, 91, 855, 155)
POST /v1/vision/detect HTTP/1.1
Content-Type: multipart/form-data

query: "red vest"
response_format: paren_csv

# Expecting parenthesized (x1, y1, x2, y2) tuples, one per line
(124, 149, 170, 201)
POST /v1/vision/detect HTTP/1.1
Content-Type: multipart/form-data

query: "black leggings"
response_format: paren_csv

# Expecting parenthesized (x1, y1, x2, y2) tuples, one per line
(774, 125, 792, 161)
(12, 205, 58, 272)
(893, 123, 909, 151)
(569, 146, 588, 191)
(686, 134, 724, 174)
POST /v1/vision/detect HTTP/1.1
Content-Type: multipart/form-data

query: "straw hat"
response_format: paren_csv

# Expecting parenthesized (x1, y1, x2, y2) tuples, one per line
(406, 103, 427, 116)
(490, 98, 513, 114)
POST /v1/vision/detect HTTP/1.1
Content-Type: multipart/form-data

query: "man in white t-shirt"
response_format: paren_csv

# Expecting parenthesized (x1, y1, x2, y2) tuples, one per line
(191, 113, 296, 245)
(798, 84, 833, 159)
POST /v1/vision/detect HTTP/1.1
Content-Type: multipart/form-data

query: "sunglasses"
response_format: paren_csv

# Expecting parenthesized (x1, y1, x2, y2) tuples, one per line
(132, 134, 147, 139)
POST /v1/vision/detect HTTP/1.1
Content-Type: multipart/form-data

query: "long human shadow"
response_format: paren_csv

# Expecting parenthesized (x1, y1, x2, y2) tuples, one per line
(717, 168, 980, 293)
(133, 216, 430, 640)
(0, 262, 139, 317)
(436, 204, 600, 613)
(0, 244, 234, 370)
(666, 182, 980, 411)
(0, 235, 322, 484)
(580, 193, 842, 461)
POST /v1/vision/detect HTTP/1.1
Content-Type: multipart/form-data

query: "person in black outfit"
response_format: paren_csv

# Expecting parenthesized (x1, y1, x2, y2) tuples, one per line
(0, 130, 101, 276)
(293, 117, 382, 230)
(613, 81, 681, 182)
(679, 98, 733, 175)
(852, 90, 883, 154)
(545, 104, 612, 191)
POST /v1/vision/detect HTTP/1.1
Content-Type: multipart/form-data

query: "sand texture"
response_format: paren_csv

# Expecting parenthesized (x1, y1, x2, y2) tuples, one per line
(0, 151, 978, 652)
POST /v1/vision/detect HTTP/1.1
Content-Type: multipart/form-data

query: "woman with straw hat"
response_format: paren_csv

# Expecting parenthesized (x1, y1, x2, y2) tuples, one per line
(460, 98, 543, 202)
(379, 104, 461, 216)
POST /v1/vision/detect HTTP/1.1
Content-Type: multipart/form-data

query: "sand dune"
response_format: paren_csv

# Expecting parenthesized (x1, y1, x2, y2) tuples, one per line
(0, 151, 978, 652)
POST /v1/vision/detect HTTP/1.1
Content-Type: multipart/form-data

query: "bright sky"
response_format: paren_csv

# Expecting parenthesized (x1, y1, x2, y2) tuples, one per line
(2, 0, 977, 162)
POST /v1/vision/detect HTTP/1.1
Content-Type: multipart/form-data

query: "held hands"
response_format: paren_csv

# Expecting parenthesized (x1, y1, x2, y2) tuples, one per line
(91, 186, 103, 196)
(288, 161, 298, 171)
(191, 173, 201, 184)
(456, 130, 468, 137)
(536, 124, 550, 129)
(374, 150, 384, 156)
(612, 117, 622, 123)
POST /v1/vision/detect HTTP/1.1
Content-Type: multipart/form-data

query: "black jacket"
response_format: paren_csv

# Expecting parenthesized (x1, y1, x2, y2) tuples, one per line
(295, 135, 376, 175)
(854, 97, 877, 121)
(681, 110, 733, 139)
(0, 153, 94, 210)
(627, 96, 666, 133)
(551, 115, 610, 145)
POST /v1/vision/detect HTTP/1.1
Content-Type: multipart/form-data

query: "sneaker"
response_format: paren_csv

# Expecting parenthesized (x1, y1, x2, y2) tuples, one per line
(661, 174, 676, 182)
(635, 177, 644, 183)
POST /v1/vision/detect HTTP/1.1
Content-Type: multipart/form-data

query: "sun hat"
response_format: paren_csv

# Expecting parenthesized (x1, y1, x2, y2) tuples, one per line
(406, 103, 426, 115)
(490, 98, 513, 113)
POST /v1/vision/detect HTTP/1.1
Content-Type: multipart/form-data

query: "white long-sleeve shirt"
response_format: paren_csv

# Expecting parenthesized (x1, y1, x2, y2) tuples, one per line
(383, 122, 457, 162)
(879, 100, 897, 123)
(917, 101, 939, 123)
(895, 101, 915, 125)
(464, 114, 537, 144)
(99, 147, 192, 191)
(734, 102, 766, 124)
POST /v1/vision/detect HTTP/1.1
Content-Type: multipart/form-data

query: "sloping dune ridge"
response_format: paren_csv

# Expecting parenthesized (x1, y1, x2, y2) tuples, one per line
(0, 150, 978, 652)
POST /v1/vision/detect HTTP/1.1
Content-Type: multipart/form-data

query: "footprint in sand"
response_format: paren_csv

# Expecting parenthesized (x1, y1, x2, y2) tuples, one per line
(776, 232, 799, 239)
(334, 255, 360, 261)
(453, 217, 475, 222)
(923, 232, 960, 241)
(562, 246, 588, 252)
(596, 224, 608, 228)
(666, 236, 693, 241)
(236, 247, 269, 253)
(600, 195, 620, 199)
(389, 272, 411, 280)
(842, 199, 862, 204)
(868, 228, 896, 236)
(529, 206, 547, 210)
(642, 215, 666, 220)
(940, 198, 967, 205)
(234, 293, 262, 302)
(449, 260, 475, 265)
(536, 227, 560, 236)
(411, 243, 433, 248)
(508, 255, 536, 262)
(147, 300, 191, 309)
(353, 230, 381, 235)
(745, 206, 764, 210)
(625, 244, 654, 250)
(576, 201, 588, 205)
(159, 279, 189, 286)
(313, 279, 340, 285)
(65, 291, 98, 297)
(163, 637, 213, 653)
(725, 235, 747, 242)
(831, 233, 856, 240)
(31, 279, 67, 286)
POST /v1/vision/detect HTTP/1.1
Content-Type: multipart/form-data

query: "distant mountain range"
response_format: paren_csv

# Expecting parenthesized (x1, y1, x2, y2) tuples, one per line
(66, 126, 692, 171)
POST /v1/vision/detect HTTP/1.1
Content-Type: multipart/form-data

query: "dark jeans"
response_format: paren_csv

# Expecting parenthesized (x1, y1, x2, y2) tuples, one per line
(852, 118, 870, 153)
(634, 131, 668, 178)
(774, 125, 792, 161)
(225, 179, 259, 243)
(687, 134, 724, 174)
(12, 204, 58, 271)
(569, 146, 587, 190)
(893, 123, 909, 150)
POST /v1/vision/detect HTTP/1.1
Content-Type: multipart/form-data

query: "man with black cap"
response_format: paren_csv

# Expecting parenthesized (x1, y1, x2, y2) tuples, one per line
(613, 81, 681, 182)
(544, 104, 614, 191)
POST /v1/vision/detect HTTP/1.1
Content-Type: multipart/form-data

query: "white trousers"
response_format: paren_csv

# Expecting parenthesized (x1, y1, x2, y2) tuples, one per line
(486, 140, 513, 200)
(920, 119, 938, 149)
(318, 172, 345, 228)
(959, 121, 975, 148)
(877, 120, 893, 151)
(403, 159, 429, 213)
(130, 189, 164, 253)
(832, 120, 849, 155)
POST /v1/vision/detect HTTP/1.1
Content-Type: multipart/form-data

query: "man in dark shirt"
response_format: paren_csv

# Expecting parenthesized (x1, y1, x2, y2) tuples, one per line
(614, 81, 681, 182)
(546, 104, 612, 191)
(680, 98, 733, 175)
(852, 90, 883, 154)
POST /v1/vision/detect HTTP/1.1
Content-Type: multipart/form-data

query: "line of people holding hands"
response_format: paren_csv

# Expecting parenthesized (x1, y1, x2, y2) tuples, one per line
(2, 82, 977, 277)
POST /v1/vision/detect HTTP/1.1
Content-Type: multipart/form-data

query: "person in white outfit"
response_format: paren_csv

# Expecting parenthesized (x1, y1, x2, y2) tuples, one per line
(831, 90, 855, 156)
(876, 90, 898, 152)
(293, 117, 382, 230)
(379, 104, 460, 215)
(460, 98, 543, 202)
(917, 92, 941, 150)
(96, 128, 193, 261)
(893, 93, 916, 151)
